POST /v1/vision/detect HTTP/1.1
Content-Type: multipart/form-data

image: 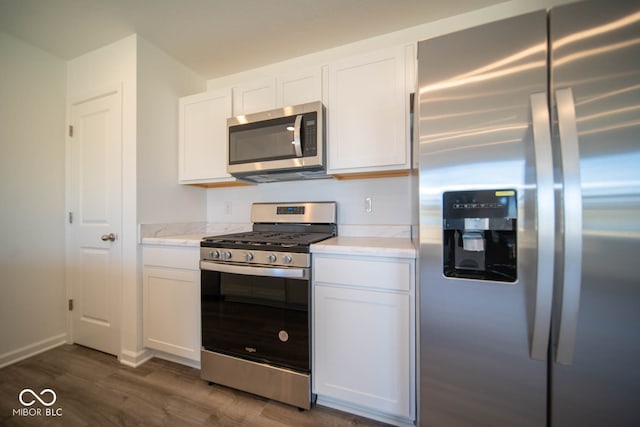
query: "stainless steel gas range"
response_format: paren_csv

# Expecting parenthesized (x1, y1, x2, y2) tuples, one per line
(199, 201, 337, 409)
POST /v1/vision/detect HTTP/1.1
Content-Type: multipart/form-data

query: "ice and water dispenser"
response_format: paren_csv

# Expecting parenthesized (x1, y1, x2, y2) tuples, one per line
(443, 190, 517, 283)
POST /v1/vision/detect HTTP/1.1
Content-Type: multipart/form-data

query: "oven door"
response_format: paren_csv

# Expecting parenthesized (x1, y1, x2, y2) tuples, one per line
(200, 261, 310, 373)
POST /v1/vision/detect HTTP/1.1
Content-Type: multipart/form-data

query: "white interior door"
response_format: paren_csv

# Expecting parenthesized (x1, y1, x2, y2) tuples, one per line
(68, 88, 122, 356)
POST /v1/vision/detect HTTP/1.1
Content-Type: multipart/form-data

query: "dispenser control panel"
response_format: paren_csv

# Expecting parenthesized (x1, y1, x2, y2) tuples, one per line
(443, 190, 517, 283)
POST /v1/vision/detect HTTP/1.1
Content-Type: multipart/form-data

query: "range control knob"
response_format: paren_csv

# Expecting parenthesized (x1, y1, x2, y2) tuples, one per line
(283, 255, 293, 264)
(210, 250, 221, 260)
(268, 254, 277, 263)
(223, 251, 232, 260)
(244, 252, 254, 262)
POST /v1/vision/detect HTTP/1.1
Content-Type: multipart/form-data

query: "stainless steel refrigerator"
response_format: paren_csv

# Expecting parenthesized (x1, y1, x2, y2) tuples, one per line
(416, 1, 640, 426)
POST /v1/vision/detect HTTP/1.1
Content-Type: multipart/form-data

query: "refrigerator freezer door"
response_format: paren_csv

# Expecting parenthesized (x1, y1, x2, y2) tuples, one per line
(417, 11, 548, 427)
(550, 1, 640, 426)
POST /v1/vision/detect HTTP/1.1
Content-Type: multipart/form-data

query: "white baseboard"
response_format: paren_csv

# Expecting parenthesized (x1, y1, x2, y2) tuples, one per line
(149, 350, 201, 370)
(119, 348, 154, 368)
(316, 395, 415, 427)
(0, 333, 68, 368)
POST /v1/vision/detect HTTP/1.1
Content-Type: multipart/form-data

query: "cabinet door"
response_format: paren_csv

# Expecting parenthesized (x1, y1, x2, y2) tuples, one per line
(232, 77, 277, 116)
(179, 89, 234, 184)
(314, 285, 412, 418)
(143, 267, 201, 361)
(277, 67, 323, 107)
(328, 45, 411, 175)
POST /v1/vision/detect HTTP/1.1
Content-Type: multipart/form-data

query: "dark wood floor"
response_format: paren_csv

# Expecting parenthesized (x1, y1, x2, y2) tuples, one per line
(0, 344, 389, 426)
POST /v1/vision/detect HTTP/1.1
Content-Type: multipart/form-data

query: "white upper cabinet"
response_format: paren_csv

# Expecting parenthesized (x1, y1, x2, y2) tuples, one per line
(232, 77, 277, 116)
(277, 67, 323, 107)
(327, 45, 414, 177)
(178, 44, 416, 185)
(178, 88, 238, 186)
(232, 69, 323, 116)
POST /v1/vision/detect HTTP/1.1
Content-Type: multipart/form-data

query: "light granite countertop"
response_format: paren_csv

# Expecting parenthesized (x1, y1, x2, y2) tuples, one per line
(310, 236, 416, 259)
(139, 223, 416, 257)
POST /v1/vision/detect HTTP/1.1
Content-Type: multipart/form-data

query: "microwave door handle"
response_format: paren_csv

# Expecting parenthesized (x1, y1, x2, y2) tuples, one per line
(293, 115, 303, 157)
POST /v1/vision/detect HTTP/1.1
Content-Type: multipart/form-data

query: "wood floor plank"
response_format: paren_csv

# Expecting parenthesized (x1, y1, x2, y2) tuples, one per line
(0, 344, 390, 426)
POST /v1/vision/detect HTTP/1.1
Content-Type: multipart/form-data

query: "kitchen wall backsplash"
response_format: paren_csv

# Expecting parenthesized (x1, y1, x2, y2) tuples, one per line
(139, 221, 206, 240)
(138, 221, 251, 242)
(338, 224, 411, 238)
(205, 176, 413, 227)
(139, 173, 413, 241)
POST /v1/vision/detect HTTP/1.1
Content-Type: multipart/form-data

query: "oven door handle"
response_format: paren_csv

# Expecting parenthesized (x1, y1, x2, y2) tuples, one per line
(200, 261, 309, 279)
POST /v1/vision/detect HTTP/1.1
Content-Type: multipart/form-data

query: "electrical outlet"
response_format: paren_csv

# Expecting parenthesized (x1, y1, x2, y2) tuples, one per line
(364, 197, 373, 213)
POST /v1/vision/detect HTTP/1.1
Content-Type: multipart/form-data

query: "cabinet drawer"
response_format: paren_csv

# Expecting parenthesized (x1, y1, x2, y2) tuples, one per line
(142, 246, 200, 270)
(314, 256, 412, 292)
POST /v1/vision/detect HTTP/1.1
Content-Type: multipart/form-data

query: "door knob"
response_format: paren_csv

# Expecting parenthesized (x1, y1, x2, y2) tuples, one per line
(101, 233, 117, 242)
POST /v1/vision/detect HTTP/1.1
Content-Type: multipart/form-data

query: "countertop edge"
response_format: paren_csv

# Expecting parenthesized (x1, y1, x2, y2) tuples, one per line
(310, 236, 417, 259)
(141, 234, 206, 247)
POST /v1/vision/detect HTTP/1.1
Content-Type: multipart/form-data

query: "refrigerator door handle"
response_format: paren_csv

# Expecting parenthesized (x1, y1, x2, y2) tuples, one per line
(529, 92, 555, 361)
(555, 88, 583, 365)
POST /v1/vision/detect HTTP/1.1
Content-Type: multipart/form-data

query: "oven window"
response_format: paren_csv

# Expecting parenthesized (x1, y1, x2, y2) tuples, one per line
(201, 270, 310, 372)
(229, 116, 301, 164)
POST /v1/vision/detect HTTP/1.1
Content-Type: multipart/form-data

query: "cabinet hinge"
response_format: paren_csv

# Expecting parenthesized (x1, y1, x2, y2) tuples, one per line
(68, 125, 74, 137)
(68, 299, 74, 311)
(68, 212, 73, 224)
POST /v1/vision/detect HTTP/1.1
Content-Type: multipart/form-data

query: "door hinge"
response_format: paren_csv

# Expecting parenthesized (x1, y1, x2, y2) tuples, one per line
(68, 299, 74, 311)
(68, 212, 73, 224)
(68, 125, 74, 137)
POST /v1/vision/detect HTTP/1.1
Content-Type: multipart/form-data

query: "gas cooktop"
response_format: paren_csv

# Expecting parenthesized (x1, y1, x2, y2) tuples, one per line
(200, 202, 337, 267)
(202, 230, 334, 250)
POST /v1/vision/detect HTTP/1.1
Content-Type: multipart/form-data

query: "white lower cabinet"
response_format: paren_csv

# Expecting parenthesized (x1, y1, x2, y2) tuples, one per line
(142, 245, 200, 363)
(313, 254, 415, 425)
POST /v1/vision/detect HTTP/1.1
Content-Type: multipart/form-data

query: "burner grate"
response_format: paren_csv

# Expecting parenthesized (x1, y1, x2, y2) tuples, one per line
(203, 231, 333, 247)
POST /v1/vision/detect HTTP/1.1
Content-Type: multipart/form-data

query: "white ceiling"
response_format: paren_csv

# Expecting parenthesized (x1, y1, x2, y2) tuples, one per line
(0, 0, 505, 79)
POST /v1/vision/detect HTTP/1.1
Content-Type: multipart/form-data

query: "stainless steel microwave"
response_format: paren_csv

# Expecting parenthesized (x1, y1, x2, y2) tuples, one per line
(226, 101, 327, 183)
